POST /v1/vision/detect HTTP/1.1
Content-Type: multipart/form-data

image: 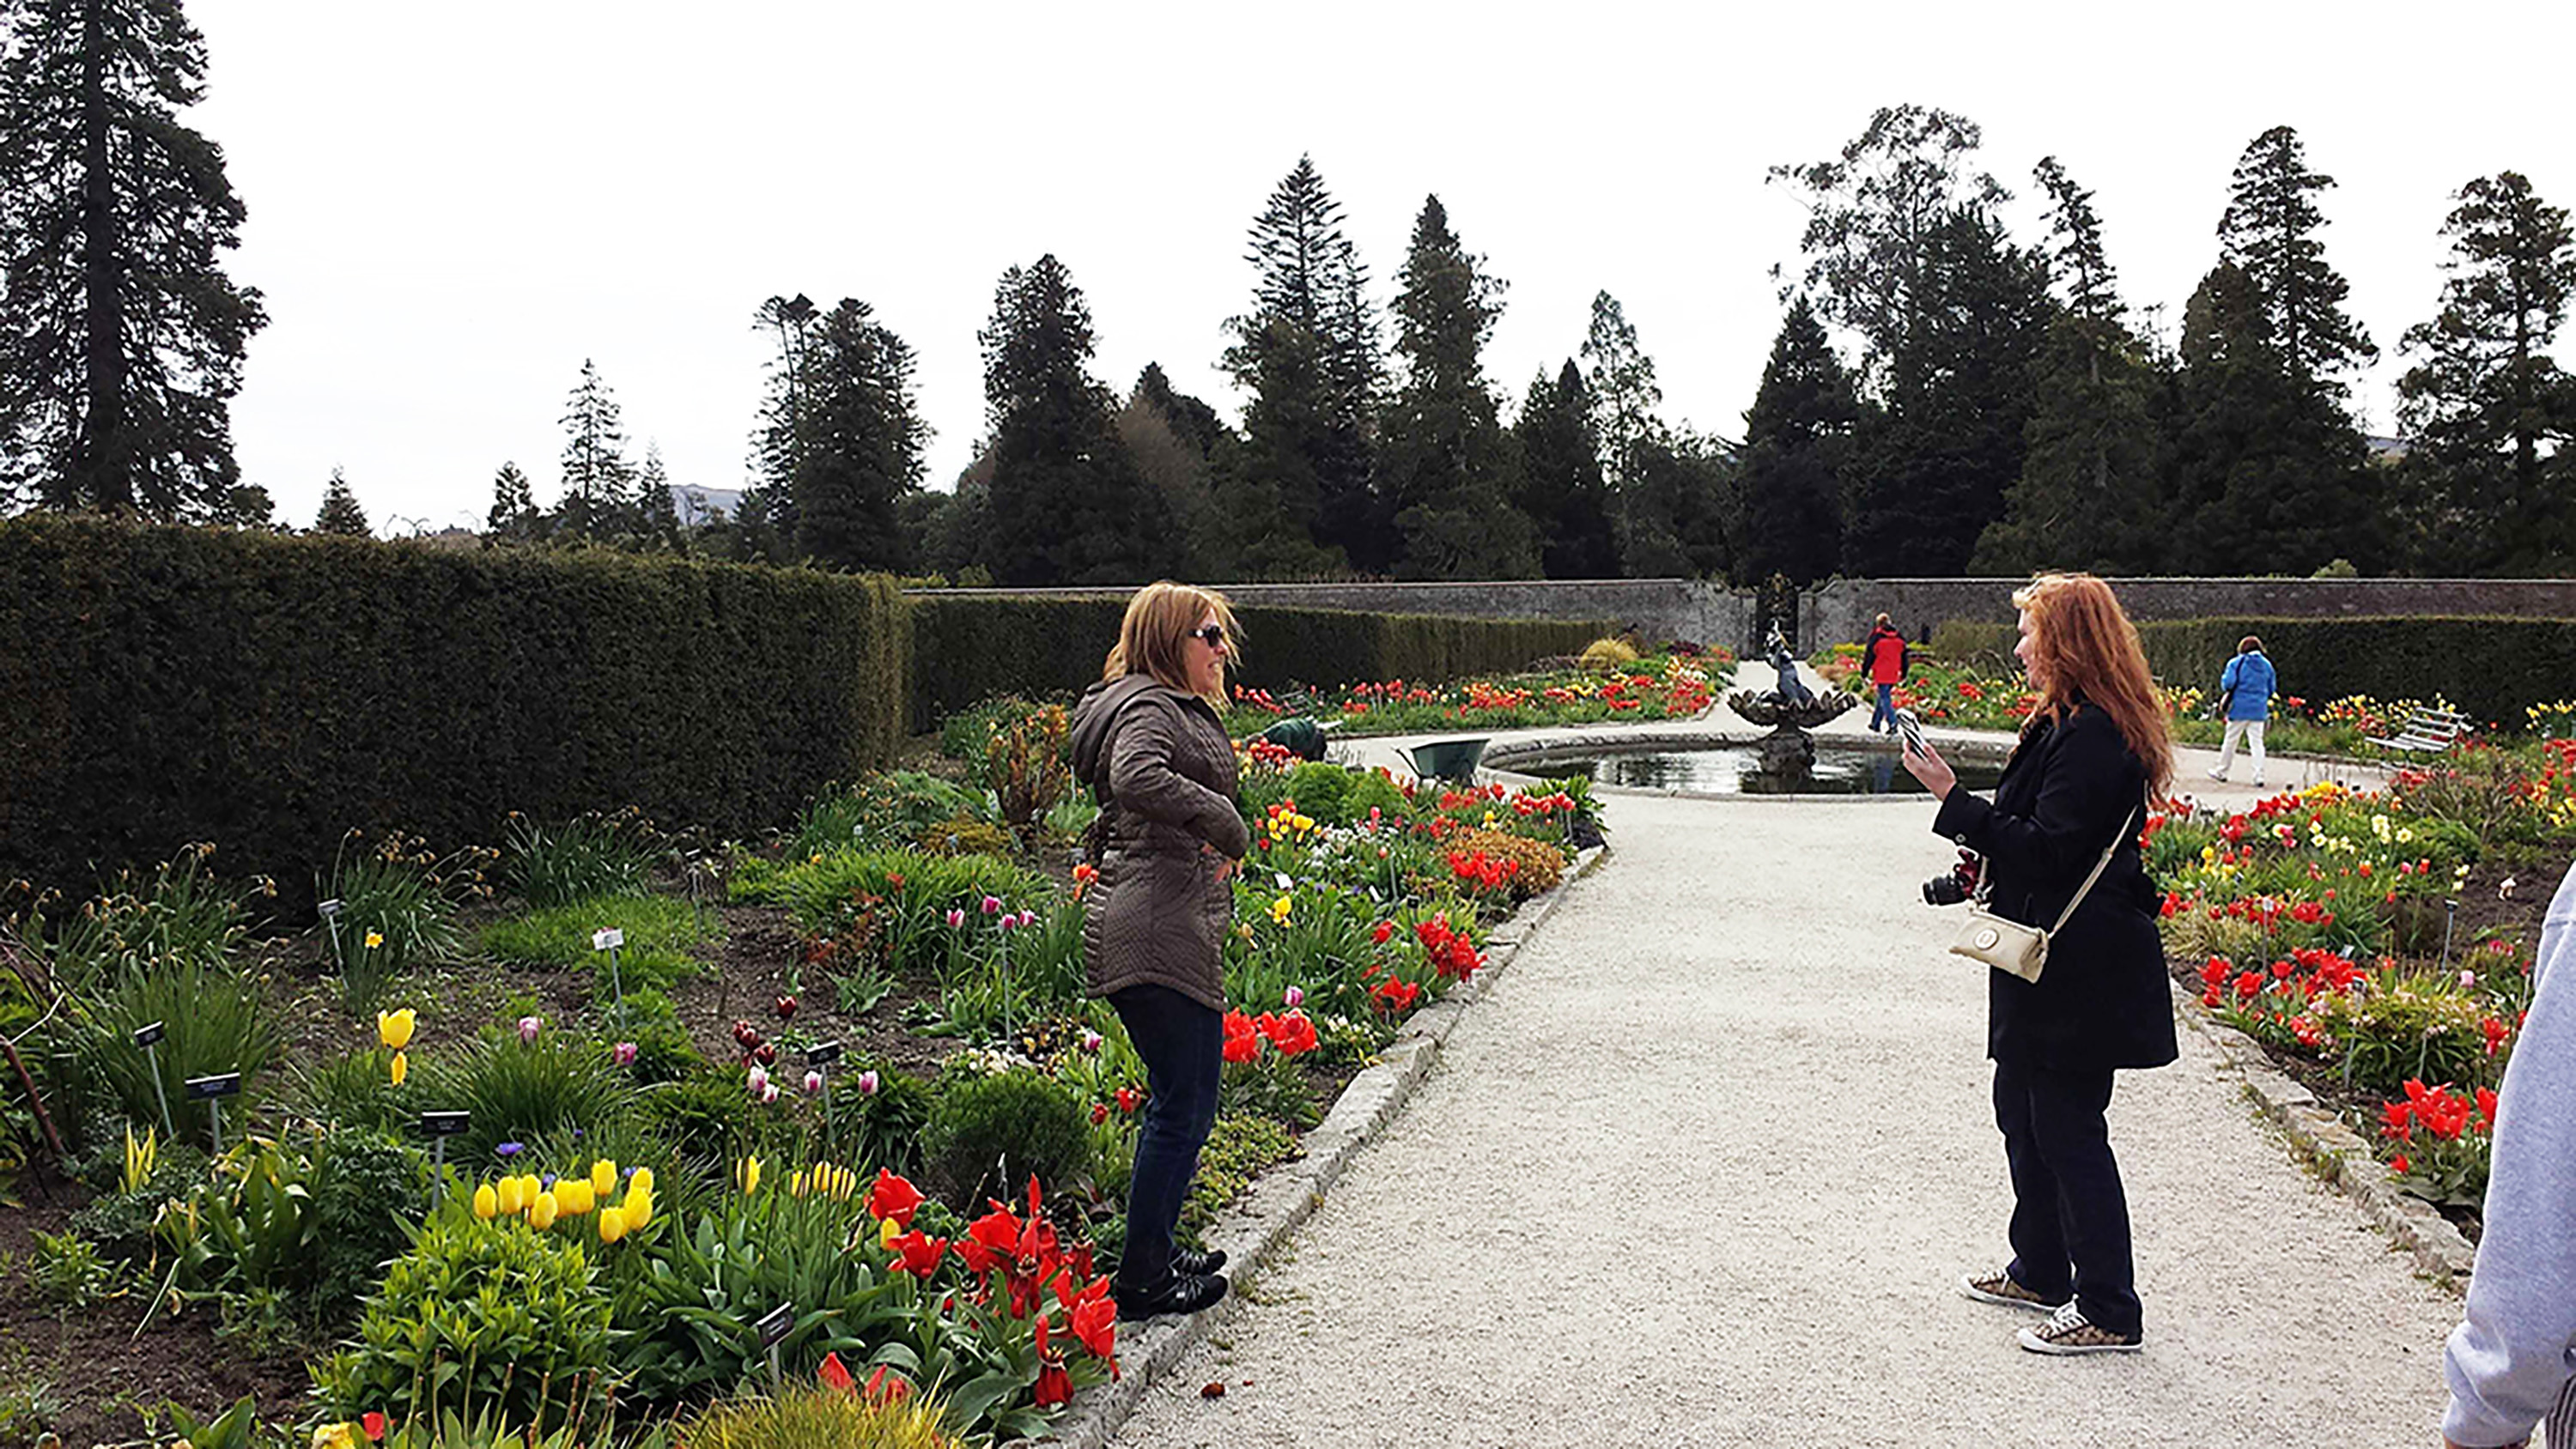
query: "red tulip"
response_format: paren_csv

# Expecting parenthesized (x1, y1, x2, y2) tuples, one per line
(754, 1042, 777, 1066)
(817, 1350, 854, 1396)
(868, 1169, 925, 1228)
(775, 994, 798, 1021)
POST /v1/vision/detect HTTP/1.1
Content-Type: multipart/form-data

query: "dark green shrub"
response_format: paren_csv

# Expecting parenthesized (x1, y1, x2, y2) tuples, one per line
(0, 517, 908, 910)
(1281, 762, 1357, 825)
(829, 1062, 935, 1181)
(307, 1129, 428, 1326)
(68, 1139, 212, 1264)
(920, 1067, 1091, 1206)
(634, 1069, 772, 1169)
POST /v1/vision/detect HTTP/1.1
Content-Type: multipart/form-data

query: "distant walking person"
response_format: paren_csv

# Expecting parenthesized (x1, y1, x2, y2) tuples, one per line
(1070, 581, 1248, 1322)
(2438, 857, 2576, 1449)
(2207, 636, 2277, 787)
(1901, 573, 2177, 1356)
(1863, 613, 1911, 733)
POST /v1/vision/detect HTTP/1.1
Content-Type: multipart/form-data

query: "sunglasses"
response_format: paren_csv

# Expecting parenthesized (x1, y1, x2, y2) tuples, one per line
(1188, 624, 1227, 647)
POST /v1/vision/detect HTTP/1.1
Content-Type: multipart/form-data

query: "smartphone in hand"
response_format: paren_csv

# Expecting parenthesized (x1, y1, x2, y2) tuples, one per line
(1893, 707, 1929, 757)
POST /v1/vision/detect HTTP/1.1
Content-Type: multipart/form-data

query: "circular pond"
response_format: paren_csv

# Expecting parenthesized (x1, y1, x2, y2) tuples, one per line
(1511, 741, 2009, 797)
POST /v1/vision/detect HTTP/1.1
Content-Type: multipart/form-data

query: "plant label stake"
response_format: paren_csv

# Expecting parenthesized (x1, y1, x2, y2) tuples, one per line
(420, 1110, 470, 1209)
(805, 1041, 841, 1153)
(185, 1072, 241, 1154)
(592, 926, 627, 1023)
(754, 1302, 794, 1387)
(2440, 899, 2458, 972)
(319, 898, 346, 976)
(134, 1021, 175, 1139)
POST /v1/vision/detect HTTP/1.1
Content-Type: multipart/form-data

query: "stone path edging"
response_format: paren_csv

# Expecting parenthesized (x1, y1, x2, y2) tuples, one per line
(1009, 842, 1609, 1449)
(2166, 976, 2478, 1286)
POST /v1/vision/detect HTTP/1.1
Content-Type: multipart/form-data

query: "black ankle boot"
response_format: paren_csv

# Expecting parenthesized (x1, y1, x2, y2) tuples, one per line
(1115, 1270, 1229, 1321)
(1173, 1246, 1227, 1276)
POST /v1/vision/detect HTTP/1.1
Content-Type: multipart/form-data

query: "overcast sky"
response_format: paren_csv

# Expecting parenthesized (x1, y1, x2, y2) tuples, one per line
(187, 0, 2573, 536)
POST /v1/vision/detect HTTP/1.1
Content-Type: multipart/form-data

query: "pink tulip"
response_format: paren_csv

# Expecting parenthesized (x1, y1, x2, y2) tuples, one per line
(945, 908, 966, 928)
(1080, 1030, 1103, 1053)
(612, 1040, 638, 1066)
(980, 895, 1001, 914)
(999, 914, 1019, 932)
(856, 1070, 880, 1095)
(517, 1016, 543, 1045)
(1018, 910, 1039, 929)
(760, 1082, 780, 1104)
(746, 1064, 769, 1095)
(1284, 986, 1304, 1008)
(802, 1070, 823, 1096)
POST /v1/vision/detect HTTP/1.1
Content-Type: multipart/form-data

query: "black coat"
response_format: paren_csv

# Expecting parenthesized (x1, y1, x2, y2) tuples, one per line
(1932, 704, 2178, 1072)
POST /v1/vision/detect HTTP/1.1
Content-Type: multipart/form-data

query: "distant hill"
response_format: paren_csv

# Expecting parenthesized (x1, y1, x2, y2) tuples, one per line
(671, 484, 740, 524)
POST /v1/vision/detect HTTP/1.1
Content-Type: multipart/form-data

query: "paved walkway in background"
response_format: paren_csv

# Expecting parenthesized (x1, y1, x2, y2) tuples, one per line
(1112, 696, 2457, 1448)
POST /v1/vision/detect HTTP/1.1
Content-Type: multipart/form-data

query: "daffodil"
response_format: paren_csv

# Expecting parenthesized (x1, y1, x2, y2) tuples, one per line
(387, 1050, 407, 1087)
(364, 931, 384, 950)
(472, 1182, 498, 1220)
(376, 1008, 416, 1051)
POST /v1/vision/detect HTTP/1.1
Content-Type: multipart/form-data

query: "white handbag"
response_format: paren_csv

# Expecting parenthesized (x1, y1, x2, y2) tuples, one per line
(1948, 804, 2139, 985)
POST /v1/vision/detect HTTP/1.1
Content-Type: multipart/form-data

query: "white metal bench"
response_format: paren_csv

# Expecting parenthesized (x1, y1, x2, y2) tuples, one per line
(2366, 706, 2470, 755)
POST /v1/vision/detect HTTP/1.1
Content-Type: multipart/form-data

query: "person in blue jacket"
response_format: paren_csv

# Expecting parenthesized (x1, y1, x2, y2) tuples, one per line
(2206, 636, 2276, 788)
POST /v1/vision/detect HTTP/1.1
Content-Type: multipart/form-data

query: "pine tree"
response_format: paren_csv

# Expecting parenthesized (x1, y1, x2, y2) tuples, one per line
(2168, 261, 2381, 573)
(978, 255, 1172, 585)
(790, 298, 928, 573)
(0, 0, 267, 515)
(1619, 433, 1736, 579)
(2395, 171, 2576, 570)
(1512, 361, 1618, 578)
(313, 468, 368, 536)
(750, 293, 818, 537)
(1119, 365, 1227, 579)
(1767, 104, 2010, 384)
(633, 446, 677, 542)
(1377, 196, 1536, 579)
(1842, 209, 2050, 578)
(486, 461, 538, 541)
(1222, 157, 1382, 572)
(2218, 125, 2378, 391)
(1736, 298, 1860, 585)
(556, 359, 631, 539)
(1580, 291, 1667, 488)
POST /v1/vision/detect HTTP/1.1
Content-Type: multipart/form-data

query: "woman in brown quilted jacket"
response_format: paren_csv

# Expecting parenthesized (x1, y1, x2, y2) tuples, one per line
(1069, 581, 1251, 1321)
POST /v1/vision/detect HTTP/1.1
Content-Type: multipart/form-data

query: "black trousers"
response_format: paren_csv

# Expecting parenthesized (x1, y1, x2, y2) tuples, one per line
(1992, 1057, 2142, 1337)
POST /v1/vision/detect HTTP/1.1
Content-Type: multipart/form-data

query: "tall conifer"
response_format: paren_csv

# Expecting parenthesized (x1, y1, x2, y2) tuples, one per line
(1378, 197, 1535, 579)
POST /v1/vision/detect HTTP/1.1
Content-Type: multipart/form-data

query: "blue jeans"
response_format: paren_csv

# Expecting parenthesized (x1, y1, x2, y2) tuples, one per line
(1993, 1058, 2141, 1337)
(1109, 985, 1222, 1290)
(1871, 683, 1896, 732)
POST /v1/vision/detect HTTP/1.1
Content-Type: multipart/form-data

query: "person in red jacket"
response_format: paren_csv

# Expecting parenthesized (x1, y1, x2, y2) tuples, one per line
(1863, 613, 1911, 734)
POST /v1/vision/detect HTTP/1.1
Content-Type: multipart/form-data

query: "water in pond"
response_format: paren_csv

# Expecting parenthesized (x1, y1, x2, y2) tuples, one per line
(1519, 742, 2009, 797)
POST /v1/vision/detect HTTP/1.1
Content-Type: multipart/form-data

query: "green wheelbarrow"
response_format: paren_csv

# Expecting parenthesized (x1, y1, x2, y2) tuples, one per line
(1406, 737, 1490, 783)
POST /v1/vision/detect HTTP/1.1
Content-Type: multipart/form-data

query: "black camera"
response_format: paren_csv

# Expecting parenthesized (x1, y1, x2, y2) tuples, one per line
(1922, 850, 1980, 906)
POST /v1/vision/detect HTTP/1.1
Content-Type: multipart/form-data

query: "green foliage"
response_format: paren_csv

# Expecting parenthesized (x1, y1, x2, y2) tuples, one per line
(616, 991, 706, 1085)
(1736, 297, 1860, 586)
(29, 1229, 117, 1307)
(73, 957, 277, 1149)
(831, 1065, 935, 1182)
(2309, 975, 2496, 1100)
(502, 811, 657, 910)
(1279, 762, 1355, 826)
(161, 1396, 267, 1449)
(307, 1130, 431, 1326)
(920, 1069, 1091, 1206)
(319, 829, 487, 1010)
(416, 1030, 635, 1161)
(633, 1071, 771, 1173)
(1178, 1114, 1299, 1236)
(793, 773, 997, 858)
(13, 843, 257, 993)
(317, 1217, 613, 1432)
(675, 1385, 962, 1449)
(477, 892, 708, 994)
(1217, 1051, 1320, 1130)
(908, 597, 1611, 732)
(0, 518, 908, 909)
(68, 1139, 211, 1264)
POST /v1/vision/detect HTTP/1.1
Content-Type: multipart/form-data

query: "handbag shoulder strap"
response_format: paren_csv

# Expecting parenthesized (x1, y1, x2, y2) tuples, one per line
(2049, 798, 2142, 934)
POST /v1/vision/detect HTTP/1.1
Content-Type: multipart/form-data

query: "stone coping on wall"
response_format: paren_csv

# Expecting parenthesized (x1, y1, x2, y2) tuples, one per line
(1009, 842, 1607, 1449)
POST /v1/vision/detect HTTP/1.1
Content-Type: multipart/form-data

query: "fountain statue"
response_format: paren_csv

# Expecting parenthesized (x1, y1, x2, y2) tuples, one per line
(1726, 627, 1860, 776)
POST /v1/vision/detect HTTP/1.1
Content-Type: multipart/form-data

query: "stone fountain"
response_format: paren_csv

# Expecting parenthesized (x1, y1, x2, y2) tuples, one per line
(1725, 686, 1861, 776)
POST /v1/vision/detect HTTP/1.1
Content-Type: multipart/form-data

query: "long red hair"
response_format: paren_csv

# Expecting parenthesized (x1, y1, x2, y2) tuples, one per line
(2012, 573, 2173, 802)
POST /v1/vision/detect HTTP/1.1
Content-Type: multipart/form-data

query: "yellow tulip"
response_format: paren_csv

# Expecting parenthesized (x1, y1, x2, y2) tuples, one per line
(736, 1156, 762, 1195)
(591, 1160, 617, 1197)
(879, 1216, 901, 1249)
(623, 1189, 653, 1230)
(387, 1050, 408, 1087)
(630, 1166, 654, 1197)
(530, 1190, 558, 1230)
(313, 1425, 357, 1449)
(598, 1205, 628, 1243)
(558, 1179, 594, 1216)
(376, 1008, 416, 1051)
(497, 1175, 526, 1216)
(472, 1183, 498, 1220)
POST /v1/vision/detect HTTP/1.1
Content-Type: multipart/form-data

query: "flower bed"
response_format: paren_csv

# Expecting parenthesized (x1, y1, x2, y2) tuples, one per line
(1230, 650, 1728, 736)
(0, 702, 1597, 1447)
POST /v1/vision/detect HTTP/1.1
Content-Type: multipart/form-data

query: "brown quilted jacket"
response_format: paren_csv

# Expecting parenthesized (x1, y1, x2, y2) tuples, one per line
(1070, 675, 1250, 1012)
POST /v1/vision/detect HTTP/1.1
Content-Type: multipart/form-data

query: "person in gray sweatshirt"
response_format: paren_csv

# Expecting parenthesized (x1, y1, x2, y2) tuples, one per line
(2441, 858, 2576, 1448)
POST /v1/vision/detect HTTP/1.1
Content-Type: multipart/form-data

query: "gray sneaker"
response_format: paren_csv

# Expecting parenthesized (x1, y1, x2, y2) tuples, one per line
(1959, 1268, 2067, 1313)
(2017, 1300, 2142, 1355)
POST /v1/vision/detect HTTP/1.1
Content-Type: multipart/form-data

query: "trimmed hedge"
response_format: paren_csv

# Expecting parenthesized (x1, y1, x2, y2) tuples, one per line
(0, 518, 907, 906)
(908, 595, 1616, 730)
(1930, 614, 2576, 730)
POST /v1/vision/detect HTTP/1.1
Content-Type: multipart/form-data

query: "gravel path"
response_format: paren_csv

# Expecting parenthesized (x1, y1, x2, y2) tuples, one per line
(1109, 786, 2464, 1448)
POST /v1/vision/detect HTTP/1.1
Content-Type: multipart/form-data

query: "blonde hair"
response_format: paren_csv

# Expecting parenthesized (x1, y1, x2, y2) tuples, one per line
(2010, 573, 2174, 801)
(1102, 581, 1242, 706)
